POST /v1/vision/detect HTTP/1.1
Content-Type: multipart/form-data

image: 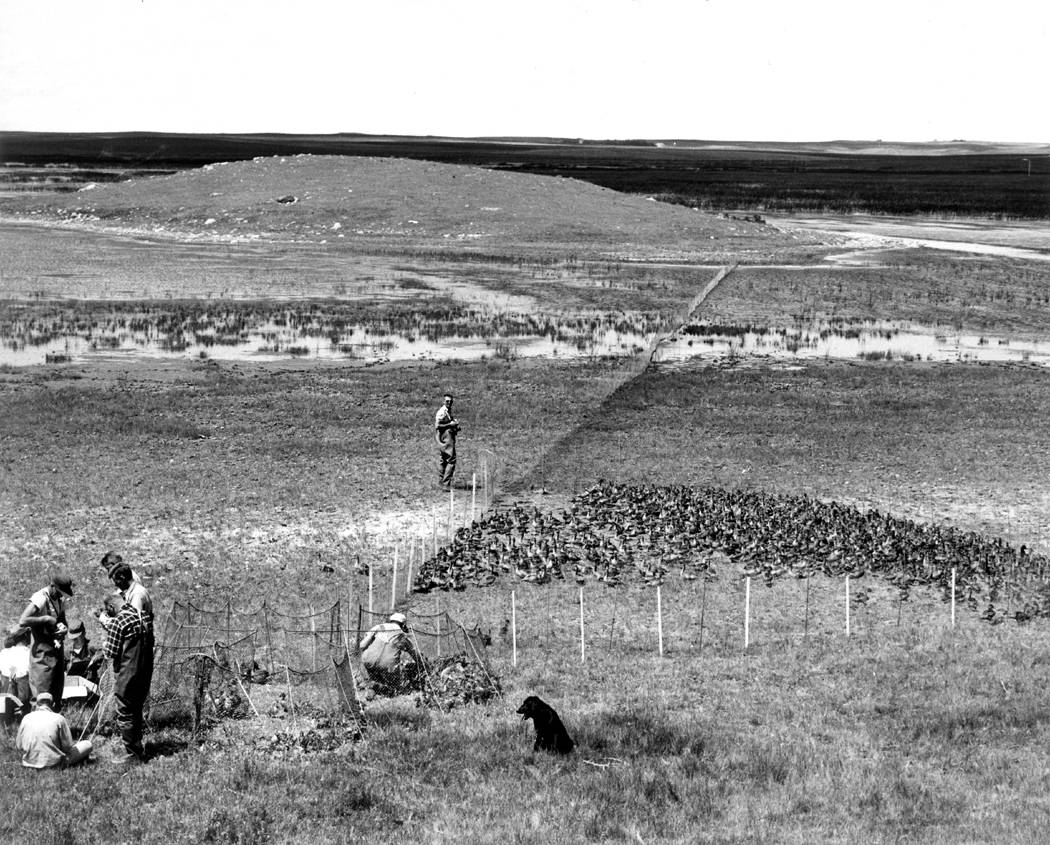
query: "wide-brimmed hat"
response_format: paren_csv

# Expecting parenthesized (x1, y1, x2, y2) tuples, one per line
(389, 612, 408, 626)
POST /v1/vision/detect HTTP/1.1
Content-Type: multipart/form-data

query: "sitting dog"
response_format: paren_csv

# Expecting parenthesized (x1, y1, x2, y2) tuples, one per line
(517, 695, 575, 755)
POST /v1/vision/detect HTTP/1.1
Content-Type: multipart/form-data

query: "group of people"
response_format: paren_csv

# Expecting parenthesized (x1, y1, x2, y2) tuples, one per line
(1, 552, 155, 769)
(1, 393, 459, 765)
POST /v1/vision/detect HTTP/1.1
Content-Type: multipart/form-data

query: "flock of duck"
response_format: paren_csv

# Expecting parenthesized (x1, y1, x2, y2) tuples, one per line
(412, 482, 1049, 624)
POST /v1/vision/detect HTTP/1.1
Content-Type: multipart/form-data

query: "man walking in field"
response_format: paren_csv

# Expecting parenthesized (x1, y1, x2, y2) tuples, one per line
(435, 393, 461, 491)
(18, 574, 74, 711)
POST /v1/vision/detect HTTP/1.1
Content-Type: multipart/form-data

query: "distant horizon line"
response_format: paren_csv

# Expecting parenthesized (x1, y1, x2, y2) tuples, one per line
(0, 130, 1047, 148)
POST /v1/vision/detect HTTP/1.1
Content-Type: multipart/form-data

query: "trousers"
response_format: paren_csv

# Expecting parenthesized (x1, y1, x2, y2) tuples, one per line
(438, 432, 457, 488)
(113, 633, 154, 757)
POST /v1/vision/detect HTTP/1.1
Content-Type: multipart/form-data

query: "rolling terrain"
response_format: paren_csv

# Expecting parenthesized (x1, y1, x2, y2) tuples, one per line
(2, 154, 1050, 843)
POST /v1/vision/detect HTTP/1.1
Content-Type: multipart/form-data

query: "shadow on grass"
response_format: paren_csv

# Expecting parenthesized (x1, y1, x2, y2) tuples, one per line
(148, 735, 191, 758)
(574, 708, 705, 757)
(907, 700, 1050, 743)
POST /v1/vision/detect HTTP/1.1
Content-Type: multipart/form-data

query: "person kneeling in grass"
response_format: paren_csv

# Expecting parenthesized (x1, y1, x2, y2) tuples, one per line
(359, 612, 421, 695)
(16, 692, 91, 769)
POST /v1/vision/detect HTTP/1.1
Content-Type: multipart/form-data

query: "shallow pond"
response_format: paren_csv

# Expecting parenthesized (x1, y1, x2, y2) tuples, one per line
(0, 303, 659, 367)
(654, 320, 1050, 367)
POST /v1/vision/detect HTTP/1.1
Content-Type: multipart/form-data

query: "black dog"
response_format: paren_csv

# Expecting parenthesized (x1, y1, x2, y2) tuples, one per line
(517, 695, 575, 755)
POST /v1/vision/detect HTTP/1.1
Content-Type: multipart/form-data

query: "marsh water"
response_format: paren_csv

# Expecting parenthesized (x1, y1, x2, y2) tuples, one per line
(654, 321, 1050, 367)
(0, 303, 659, 367)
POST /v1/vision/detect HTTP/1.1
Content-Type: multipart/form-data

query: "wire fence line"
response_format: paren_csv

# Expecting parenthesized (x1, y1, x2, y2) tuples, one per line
(427, 571, 1000, 671)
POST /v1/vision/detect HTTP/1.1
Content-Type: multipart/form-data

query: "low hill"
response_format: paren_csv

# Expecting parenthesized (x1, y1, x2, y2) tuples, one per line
(0, 154, 796, 259)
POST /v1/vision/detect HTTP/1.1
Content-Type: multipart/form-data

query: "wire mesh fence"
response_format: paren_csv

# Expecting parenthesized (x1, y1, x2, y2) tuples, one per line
(152, 599, 364, 731)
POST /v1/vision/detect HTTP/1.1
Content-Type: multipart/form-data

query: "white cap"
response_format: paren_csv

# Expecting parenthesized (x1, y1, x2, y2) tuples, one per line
(389, 612, 407, 626)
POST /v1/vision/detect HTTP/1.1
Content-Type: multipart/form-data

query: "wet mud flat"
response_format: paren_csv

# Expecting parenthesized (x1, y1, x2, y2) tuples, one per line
(0, 222, 721, 367)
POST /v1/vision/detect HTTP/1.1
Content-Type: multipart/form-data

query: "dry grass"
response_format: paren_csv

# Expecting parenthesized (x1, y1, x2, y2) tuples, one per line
(703, 254, 1050, 339)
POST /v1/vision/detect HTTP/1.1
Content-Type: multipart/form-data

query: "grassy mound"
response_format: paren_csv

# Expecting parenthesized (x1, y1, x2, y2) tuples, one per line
(0, 154, 796, 258)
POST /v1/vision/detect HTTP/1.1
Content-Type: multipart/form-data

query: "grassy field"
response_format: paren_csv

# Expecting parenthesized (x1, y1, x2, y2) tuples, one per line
(2, 160, 1050, 843)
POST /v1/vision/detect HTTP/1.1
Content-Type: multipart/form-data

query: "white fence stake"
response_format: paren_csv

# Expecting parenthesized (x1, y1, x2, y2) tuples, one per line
(368, 564, 374, 615)
(579, 587, 586, 663)
(511, 591, 518, 668)
(448, 488, 455, 539)
(406, 544, 414, 597)
(951, 567, 956, 628)
(471, 473, 477, 523)
(657, 585, 664, 657)
(744, 576, 751, 650)
(845, 575, 851, 638)
(390, 547, 398, 611)
(347, 582, 353, 643)
(436, 597, 441, 657)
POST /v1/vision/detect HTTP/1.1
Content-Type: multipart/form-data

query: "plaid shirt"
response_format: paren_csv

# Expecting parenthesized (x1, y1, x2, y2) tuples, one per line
(103, 604, 147, 664)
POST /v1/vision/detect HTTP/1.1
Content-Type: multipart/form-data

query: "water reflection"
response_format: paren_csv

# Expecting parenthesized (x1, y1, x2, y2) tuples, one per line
(654, 320, 1050, 367)
(0, 301, 660, 366)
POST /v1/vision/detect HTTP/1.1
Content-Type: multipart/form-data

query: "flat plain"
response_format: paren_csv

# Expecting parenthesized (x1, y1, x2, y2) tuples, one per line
(2, 152, 1050, 844)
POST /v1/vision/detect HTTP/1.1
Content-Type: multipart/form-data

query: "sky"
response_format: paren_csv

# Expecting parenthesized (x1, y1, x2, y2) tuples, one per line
(1, 0, 1047, 142)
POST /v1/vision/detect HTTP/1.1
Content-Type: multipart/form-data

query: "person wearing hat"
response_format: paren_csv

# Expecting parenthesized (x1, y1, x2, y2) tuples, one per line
(18, 575, 73, 711)
(15, 692, 92, 769)
(358, 611, 421, 695)
(64, 620, 103, 685)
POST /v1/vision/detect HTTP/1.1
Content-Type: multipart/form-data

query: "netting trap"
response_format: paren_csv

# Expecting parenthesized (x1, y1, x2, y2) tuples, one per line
(356, 605, 502, 709)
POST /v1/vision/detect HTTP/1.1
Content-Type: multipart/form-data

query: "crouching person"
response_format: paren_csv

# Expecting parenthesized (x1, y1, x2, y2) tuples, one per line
(16, 692, 91, 769)
(100, 592, 154, 765)
(359, 612, 421, 695)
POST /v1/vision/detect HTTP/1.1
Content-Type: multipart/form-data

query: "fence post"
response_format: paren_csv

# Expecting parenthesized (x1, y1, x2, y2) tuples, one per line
(804, 576, 811, 639)
(579, 587, 586, 663)
(511, 590, 518, 668)
(346, 582, 353, 645)
(448, 488, 455, 540)
(744, 577, 751, 650)
(951, 567, 956, 629)
(657, 585, 664, 657)
(845, 575, 850, 638)
(471, 473, 477, 524)
(309, 605, 317, 673)
(436, 597, 441, 658)
(368, 564, 374, 615)
(698, 577, 707, 655)
(406, 544, 414, 597)
(390, 546, 398, 611)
